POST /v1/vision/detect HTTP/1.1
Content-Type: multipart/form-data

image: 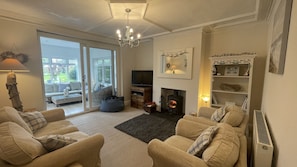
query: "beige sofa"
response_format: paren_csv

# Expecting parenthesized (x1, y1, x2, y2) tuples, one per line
(184, 106, 249, 135)
(148, 119, 247, 167)
(0, 106, 104, 167)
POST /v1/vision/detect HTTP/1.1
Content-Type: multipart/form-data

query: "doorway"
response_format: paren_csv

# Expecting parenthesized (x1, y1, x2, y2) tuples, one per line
(40, 35, 118, 116)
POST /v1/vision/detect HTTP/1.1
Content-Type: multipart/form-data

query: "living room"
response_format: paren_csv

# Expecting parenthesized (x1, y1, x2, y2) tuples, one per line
(0, 0, 296, 166)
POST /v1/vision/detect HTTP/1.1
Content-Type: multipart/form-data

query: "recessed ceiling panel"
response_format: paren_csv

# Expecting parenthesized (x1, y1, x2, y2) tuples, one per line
(89, 18, 166, 38)
(145, 0, 257, 30)
(0, 0, 265, 39)
(109, 3, 147, 19)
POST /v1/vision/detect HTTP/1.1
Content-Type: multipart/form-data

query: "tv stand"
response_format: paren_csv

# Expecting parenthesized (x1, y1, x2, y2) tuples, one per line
(131, 86, 152, 109)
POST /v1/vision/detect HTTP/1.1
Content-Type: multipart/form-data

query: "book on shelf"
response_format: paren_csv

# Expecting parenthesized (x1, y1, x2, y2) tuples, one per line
(241, 97, 248, 111)
(212, 94, 218, 104)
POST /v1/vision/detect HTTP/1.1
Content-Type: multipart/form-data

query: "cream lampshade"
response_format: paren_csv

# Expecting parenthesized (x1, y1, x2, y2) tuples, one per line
(0, 58, 29, 111)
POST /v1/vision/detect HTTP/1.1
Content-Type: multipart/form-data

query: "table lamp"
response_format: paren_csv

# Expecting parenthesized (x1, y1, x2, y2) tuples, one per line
(0, 57, 29, 111)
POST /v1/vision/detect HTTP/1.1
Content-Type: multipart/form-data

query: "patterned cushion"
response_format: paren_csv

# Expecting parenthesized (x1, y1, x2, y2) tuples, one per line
(19, 111, 47, 133)
(0, 122, 47, 165)
(187, 126, 219, 157)
(34, 135, 77, 152)
(210, 106, 227, 122)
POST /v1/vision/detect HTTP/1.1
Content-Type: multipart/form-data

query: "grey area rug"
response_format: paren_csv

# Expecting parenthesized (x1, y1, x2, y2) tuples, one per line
(114, 112, 183, 143)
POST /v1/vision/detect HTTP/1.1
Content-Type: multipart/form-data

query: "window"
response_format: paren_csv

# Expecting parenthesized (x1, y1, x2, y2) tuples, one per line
(40, 37, 80, 84)
(95, 58, 111, 84)
(42, 58, 79, 83)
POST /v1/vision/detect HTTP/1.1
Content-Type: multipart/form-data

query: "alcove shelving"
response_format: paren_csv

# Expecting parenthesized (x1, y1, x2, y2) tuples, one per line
(210, 53, 256, 114)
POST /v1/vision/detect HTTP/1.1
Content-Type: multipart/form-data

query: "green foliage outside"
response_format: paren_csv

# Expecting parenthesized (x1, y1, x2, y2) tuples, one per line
(69, 68, 77, 80)
(43, 72, 77, 83)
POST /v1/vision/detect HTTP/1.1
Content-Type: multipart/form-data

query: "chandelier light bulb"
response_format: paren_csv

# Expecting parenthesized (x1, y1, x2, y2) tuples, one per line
(137, 33, 141, 39)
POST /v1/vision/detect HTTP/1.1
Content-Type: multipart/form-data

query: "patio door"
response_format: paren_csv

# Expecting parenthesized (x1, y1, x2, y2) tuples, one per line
(81, 45, 117, 110)
(40, 34, 118, 115)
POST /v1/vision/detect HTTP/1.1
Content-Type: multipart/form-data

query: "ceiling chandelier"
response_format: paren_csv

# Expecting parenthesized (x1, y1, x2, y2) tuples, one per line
(116, 8, 141, 48)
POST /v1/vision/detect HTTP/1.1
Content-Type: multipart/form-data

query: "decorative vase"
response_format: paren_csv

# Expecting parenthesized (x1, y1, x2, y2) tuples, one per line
(63, 88, 69, 97)
(212, 66, 217, 75)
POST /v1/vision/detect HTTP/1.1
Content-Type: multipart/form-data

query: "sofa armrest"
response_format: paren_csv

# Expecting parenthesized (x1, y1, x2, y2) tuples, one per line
(175, 119, 210, 140)
(197, 107, 216, 118)
(41, 108, 66, 122)
(235, 114, 249, 135)
(183, 115, 217, 126)
(235, 135, 248, 167)
(148, 139, 208, 167)
(67, 162, 83, 167)
(24, 134, 104, 167)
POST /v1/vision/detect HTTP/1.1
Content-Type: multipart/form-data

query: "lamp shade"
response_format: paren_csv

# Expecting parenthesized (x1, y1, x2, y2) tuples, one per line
(0, 58, 29, 72)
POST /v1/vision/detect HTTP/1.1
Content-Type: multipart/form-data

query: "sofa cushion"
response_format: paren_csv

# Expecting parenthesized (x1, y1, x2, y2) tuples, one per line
(35, 134, 77, 152)
(165, 135, 194, 151)
(44, 84, 54, 93)
(210, 106, 226, 122)
(19, 111, 47, 133)
(220, 109, 245, 127)
(202, 123, 240, 167)
(58, 83, 70, 92)
(70, 82, 81, 90)
(34, 120, 79, 137)
(45, 84, 60, 93)
(0, 122, 47, 165)
(187, 126, 219, 157)
(0, 106, 32, 134)
(93, 82, 103, 92)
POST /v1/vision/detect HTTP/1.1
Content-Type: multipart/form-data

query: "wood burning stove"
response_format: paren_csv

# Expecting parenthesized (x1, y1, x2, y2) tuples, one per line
(167, 90, 183, 114)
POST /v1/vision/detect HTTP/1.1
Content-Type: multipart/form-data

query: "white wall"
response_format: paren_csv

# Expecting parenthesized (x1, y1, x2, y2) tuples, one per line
(133, 40, 154, 70)
(120, 47, 136, 104)
(0, 19, 45, 110)
(153, 28, 204, 115)
(261, 0, 297, 166)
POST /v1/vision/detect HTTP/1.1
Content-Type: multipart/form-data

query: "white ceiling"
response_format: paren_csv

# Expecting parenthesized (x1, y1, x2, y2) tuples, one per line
(0, 0, 272, 40)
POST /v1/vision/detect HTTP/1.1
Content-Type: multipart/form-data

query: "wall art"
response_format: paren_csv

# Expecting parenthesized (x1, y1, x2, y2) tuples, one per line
(269, 0, 293, 74)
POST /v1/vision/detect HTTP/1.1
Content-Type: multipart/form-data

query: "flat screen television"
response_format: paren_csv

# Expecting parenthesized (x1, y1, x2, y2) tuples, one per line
(132, 70, 153, 86)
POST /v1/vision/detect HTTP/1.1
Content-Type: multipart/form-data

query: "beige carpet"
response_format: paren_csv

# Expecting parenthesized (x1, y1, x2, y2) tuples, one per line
(68, 107, 153, 167)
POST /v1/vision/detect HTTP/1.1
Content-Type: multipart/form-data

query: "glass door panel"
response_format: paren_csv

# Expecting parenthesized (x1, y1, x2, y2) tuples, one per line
(82, 46, 117, 110)
(40, 36, 84, 116)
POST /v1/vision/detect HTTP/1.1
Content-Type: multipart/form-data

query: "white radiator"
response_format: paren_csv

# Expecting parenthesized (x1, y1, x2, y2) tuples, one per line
(253, 110, 273, 167)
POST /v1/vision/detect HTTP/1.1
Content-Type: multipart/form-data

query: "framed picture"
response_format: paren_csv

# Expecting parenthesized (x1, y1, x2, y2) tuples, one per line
(269, 0, 293, 74)
(224, 66, 239, 76)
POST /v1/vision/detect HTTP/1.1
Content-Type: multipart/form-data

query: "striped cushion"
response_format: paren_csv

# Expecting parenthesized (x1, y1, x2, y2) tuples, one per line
(34, 135, 77, 152)
(19, 111, 47, 133)
(0, 122, 47, 165)
(187, 126, 219, 157)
